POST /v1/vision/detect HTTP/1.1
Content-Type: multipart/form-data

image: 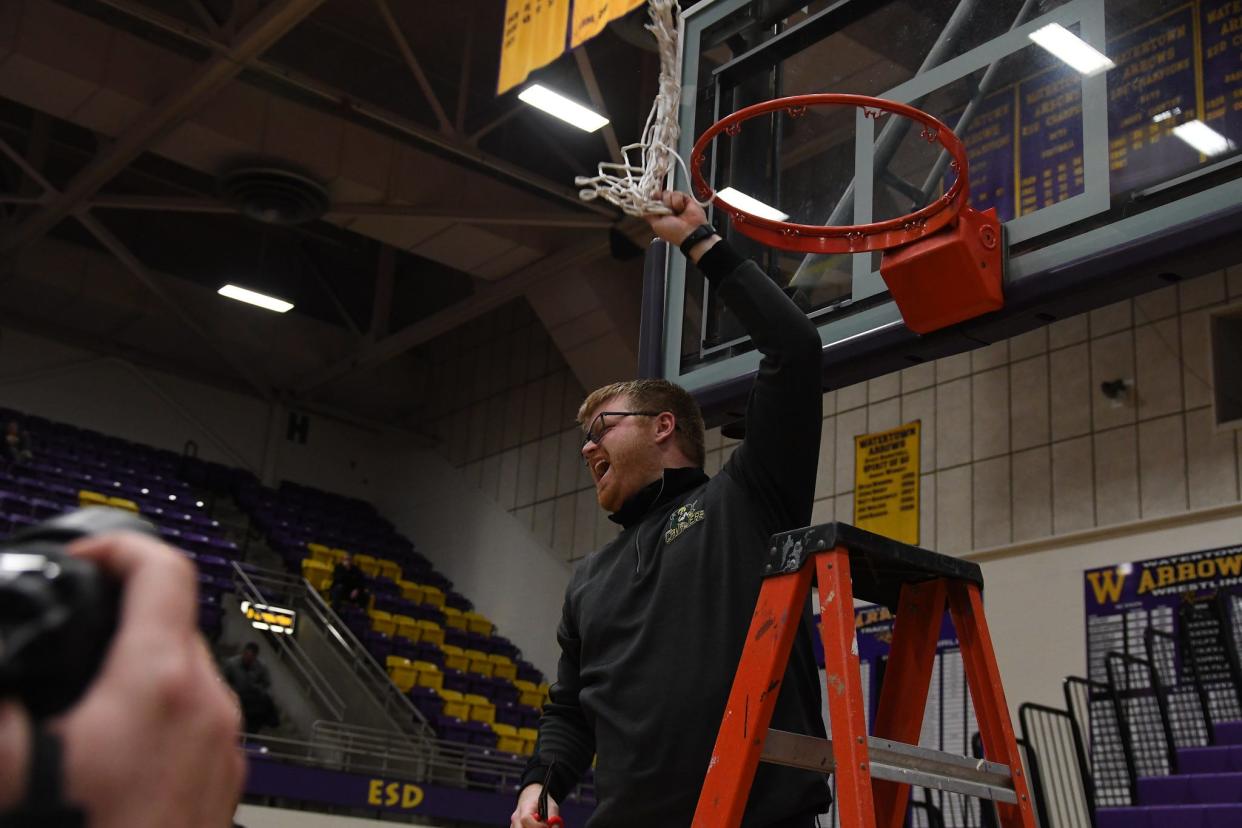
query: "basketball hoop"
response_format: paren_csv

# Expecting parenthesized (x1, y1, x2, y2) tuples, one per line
(690, 94, 1004, 333)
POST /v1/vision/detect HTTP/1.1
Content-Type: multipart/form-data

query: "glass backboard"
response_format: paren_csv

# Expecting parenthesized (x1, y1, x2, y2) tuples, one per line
(651, 0, 1242, 417)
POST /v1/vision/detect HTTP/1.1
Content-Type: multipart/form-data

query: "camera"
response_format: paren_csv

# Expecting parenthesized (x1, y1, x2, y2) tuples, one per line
(0, 508, 154, 719)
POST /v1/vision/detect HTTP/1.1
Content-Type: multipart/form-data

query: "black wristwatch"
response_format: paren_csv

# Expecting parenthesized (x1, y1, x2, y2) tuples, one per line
(678, 224, 718, 259)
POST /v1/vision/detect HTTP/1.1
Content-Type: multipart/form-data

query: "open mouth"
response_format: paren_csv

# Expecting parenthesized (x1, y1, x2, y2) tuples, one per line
(593, 458, 611, 485)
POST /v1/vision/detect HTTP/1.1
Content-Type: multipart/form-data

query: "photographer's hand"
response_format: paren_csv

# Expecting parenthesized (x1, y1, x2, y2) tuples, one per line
(0, 532, 245, 827)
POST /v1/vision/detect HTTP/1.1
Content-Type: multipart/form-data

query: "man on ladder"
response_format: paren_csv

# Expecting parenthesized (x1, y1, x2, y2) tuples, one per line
(510, 190, 833, 828)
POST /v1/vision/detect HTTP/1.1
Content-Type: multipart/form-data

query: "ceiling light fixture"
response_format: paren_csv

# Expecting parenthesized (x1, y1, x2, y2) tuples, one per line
(518, 84, 609, 132)
(1172, 120, 1235, 157)
(1028, 23, 1115, 76)
(716, 187, 790, 222)
(218, 284, 294, 313)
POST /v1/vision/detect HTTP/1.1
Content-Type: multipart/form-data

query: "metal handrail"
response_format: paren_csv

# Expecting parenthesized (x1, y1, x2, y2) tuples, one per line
(1104, 650, 1174, 799)
(297, 573, 435, 740)
(1018, 703, 1093, 828)
(231, 562, 346, 719)
(244, 722, 595, 803)
(235, 564, 434, 741)
(1146, 626, 1212, 749)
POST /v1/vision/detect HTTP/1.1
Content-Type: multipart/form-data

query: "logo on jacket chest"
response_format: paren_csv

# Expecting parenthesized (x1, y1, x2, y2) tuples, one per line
(664, 499, 706, 544)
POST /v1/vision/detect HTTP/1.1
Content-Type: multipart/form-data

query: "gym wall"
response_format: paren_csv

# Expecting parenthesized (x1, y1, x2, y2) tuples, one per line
(0, 326, 394, 500)
(416, 297, 625, 563)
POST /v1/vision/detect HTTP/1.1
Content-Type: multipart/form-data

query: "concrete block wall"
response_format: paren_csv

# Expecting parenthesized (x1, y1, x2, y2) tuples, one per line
(426, 265, 1241, 564)
(740, 264, 1242, 556)
(421, 297, 620, 563)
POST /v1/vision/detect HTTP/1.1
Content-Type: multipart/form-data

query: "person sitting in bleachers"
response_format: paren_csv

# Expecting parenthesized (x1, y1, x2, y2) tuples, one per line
(4, 421, 32, 464)
(330, 553, 370, 612)
(222, 642, 278, 734)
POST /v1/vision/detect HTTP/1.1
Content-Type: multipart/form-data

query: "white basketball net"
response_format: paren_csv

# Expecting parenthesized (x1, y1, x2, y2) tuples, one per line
(574, 0, 704, 216)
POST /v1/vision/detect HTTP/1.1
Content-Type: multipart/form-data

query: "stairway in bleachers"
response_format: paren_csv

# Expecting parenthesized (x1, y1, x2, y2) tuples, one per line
(235, 478, 555, 766)
(1097, 720, 1242, 827)
(0, 406, 585, 803)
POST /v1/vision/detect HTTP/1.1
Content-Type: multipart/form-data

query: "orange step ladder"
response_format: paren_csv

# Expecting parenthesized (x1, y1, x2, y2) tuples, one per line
(691, 522, 1036, 828)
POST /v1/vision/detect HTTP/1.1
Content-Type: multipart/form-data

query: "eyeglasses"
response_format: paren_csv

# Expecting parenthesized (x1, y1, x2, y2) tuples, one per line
(582, 411, 664, 448)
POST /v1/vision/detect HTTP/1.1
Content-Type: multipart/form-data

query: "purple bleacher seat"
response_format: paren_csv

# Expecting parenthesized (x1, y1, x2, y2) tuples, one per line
(515, 661, 543, 684)
(494, 702, 523, 727)
(0, 490, 26, 510)
(371, 577, 400, 596)
(208, 537, 240, 558)
(444, 629, 470, 650)
(392, 638, 418, 660)
(465, 632, 493, 652)
(343, 615, 369, 641)
(414, 642, 444, 667)
(198, 599, 223, 637)
(364, 632, 392, 664)
(195, 554, 232, 579)
(465, 675, 494, 698)
(372, 594, 406, 614)
(442, 668, 470, 693)
(445, 590, 472, 612)
(8, 513, 36, 530)
(488, 679, 519, 705)
(465, 720, 497, 748)
(413, 605, 445, 627)
(488, 636, 521, 660)
(434, 717, 472, 744)
(28, 498, 61, 519)
(408, 686, 444, 720)
(180, 532, 212, 554)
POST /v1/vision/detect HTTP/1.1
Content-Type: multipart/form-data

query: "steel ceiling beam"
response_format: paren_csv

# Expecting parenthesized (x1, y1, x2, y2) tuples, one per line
(573, 46, 624, 165)
(0, 193, 611, 228)
(454, 11, 475, 134)
(2, 0, 325, 255)
(469, 104, 525, 144)
(327, 203, 614, 228)
(295, 234, 612, 397)
(89, 0, 617, 219)
(368, 244, 396, 342)
(372, 0, 454, 135)
(0, 139, 274, 401)
(183, 0, 224, 36)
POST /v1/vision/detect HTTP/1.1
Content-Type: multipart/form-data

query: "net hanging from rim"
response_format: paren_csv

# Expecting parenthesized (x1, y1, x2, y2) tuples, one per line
(575, 0, 705, 216)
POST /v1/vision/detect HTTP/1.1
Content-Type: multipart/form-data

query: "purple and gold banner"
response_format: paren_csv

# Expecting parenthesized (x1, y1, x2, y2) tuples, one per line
(1107, 5, 1199, 193)
(947, 87, 1018, 223)
(245, 756, 595, 824)
(1018, 65, 1085, 216)
(1201, 0, 1242, 148)
(1083, 544, 1242, 681)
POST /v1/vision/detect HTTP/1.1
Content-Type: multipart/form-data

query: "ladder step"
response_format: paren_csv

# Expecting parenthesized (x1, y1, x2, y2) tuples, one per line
(761, 729, 1020, 805)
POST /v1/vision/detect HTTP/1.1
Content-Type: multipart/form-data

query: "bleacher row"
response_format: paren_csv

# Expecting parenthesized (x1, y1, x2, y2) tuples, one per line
(235, 478, 553, 754)
(0, 407, 554, 758)
(0, 408, 246, 637)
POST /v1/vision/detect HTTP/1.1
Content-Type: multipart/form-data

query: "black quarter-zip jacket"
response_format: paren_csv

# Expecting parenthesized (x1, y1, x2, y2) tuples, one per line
(521, 240, 830, 827)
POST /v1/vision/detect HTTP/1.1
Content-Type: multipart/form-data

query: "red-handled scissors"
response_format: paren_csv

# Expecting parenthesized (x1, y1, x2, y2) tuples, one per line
(536, 762, 564, 827)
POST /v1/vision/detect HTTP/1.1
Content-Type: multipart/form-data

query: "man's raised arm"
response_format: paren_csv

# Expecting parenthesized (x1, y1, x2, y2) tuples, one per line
(646, 192, 823, 529)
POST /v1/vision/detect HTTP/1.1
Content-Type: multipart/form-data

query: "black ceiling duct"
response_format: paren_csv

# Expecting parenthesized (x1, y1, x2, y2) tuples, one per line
(218, 166, 329, 226)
